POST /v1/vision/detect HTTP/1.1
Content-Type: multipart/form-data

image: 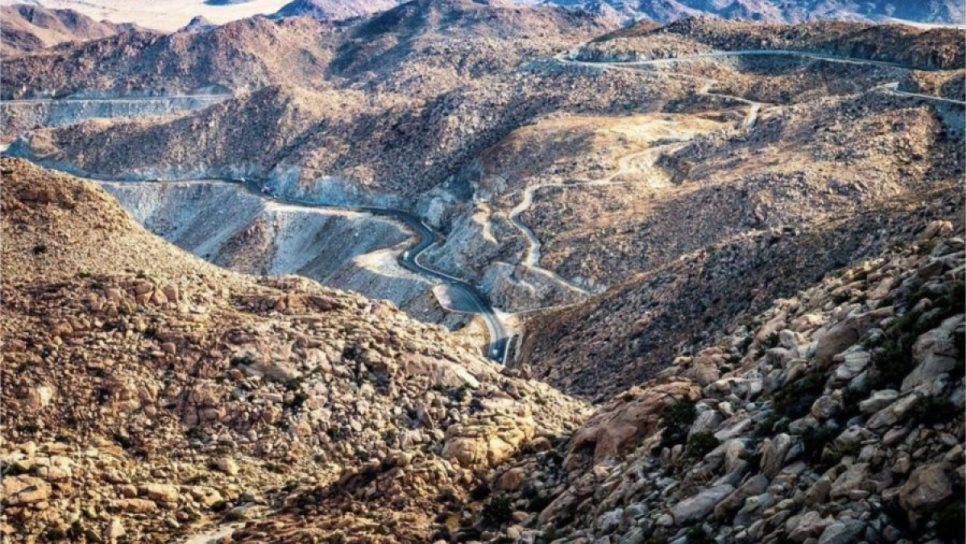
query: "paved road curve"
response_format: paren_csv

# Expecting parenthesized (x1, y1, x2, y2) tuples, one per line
(233, 180, 512, 364)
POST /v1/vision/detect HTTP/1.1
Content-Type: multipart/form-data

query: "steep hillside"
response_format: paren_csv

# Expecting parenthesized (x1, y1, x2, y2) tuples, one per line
(0, 157, 588, 542)
(0, 0, 612, 100)
(0, 3, 137, 56)
(0, 15, 338, 99)
(466, 222, 965, 544)
(545, 0, 966, 25)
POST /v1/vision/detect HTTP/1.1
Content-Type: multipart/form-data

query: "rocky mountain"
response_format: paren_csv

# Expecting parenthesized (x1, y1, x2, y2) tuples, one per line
(2, 7, 965, 543)
(542, 0, 966, 25)
(0, 0, 611, 100)
(0, 15, 338, 99)
(0, 3, 138, 56)
(7, 0, 293, 32)
(588, 16, 966, 70)
(273, 0, 400, 20)
(0, 156, 588, 542)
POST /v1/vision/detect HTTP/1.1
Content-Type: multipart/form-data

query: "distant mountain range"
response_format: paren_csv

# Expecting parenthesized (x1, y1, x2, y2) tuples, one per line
(542, 0, 964, 25)
(0, 3, 139, 56)
(6, 0, 963, 34)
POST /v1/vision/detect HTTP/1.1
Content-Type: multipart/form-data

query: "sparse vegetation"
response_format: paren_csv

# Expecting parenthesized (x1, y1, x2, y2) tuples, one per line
(658, 400, 697, 450)
(481, 495, 513, 527)
(686, 432, 720, 458)
(772, 372, 826, 419)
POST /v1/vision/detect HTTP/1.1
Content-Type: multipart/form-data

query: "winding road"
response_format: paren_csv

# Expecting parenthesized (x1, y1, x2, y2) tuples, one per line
(506, 138, 690, 297)
(504, 45, 964, 294)
(7, 46, 962, 366)
(233, 180, 512, 363)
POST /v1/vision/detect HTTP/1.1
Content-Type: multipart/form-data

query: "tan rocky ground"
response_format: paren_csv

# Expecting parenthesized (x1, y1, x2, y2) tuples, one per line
(0, 157, 589, 542)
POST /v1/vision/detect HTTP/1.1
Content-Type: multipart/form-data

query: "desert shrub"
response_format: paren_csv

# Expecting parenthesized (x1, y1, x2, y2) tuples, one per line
(772, 372, 826, 419)
(934, 499, 966, 543)
(658, 400, 697, 450)
(755, 411, 788, 437)
(801, 424, 839, 465)
(481, 495, 513, 527)
(872, 281, 964, 388)
(910, 396, 959, 426)
(469, 482, 491, 501)
(686, 432, 721, 459)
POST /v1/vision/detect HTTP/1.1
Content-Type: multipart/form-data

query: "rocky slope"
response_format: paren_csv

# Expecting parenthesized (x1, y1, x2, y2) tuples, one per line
(520, 184, 965, 401)
(464, 220, 965, 544)
(0, 0, 612, 100)
(99, 179, 460, 325)
(0, 157, 589, 542)
(544, 0, 966, 25)
(0, 3, 138, 56)
(586, 16, 966, 70)
(510, 75, 965, 397)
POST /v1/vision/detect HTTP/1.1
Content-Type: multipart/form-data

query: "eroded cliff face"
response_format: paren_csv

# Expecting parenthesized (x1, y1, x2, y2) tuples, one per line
(100, 180, 463, 327)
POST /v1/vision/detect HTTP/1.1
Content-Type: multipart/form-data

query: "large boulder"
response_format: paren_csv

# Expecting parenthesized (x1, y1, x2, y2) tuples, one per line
(901, 315, 964, 392)
(2, 475, 51, 506)
(568, 381, 701, 463)
(898, 462, 953, 518)
(670, 484, 735, 525)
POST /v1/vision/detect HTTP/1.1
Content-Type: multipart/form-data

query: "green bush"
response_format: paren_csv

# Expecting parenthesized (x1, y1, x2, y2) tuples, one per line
(772, 372, 826, 419)
(934, 499, 965, 543)
(481, 495, 513, 527)
(686, 432, 721, 459)
(658, 401, 697, 450)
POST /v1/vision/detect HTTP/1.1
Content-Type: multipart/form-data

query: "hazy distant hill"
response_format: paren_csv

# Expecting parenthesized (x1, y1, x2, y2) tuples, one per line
(543, 0, 965, 25)
(273, 0, 400, 20)
(1, 3, 137, 56)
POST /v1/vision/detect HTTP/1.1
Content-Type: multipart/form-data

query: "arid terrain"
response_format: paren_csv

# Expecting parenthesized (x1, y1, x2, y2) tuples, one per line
(1, 1, 964, 543)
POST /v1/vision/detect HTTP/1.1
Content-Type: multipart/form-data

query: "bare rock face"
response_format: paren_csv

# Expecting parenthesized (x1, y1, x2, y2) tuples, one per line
(2, 475, 52, 506)
(899, 462, 953, 518)
(568, 380, 701, 463)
